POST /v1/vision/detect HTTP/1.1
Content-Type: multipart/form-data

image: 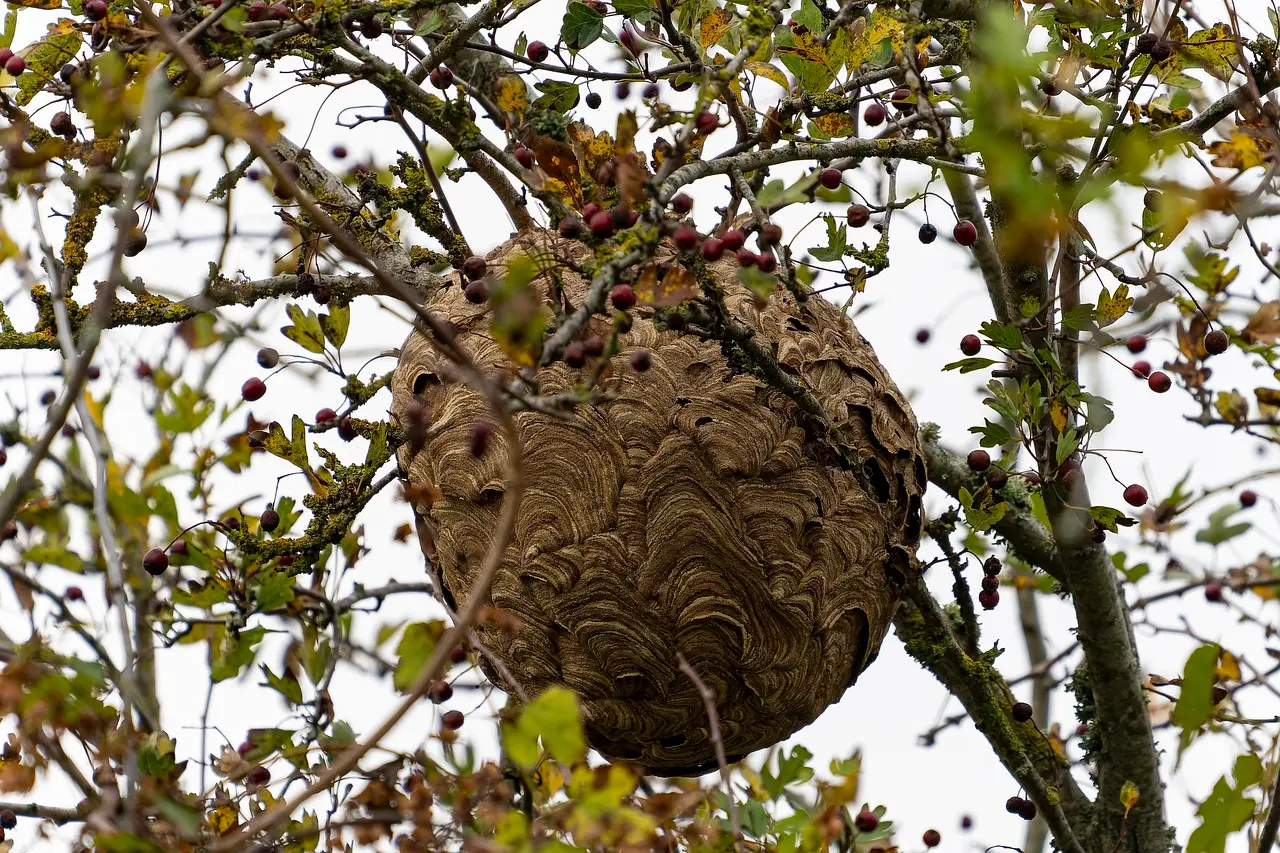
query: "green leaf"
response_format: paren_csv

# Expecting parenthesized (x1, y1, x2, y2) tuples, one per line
(260, 664, 304, 704)
(944, 357, 999, 374)
(281, 304, 326, 354)
(15, 21, 81, 106)
(393, 621, 442, 692)
(1187, 770, 1257, 853)
(155, 384, 215, 434)
(958, 486, 1008, 532)
(790, 0, 822, 31)
(754, 178, 811, 209)
(613, 0, 653, 21)
(1054, 428, 1080, 467)
(1196, 504, 1250, 546)
(968, 420, 1012, 447)
(979, 320, 1023, 350)
(1019, 295, 1041, 318)
(263, 416, 311, 471)
(1080, 392, 1114, 433)
(1088, 505, 1137, 532)
(775, 25, 836, 93)
(319, 304, 349, 348)
(532, 80, 581, 113)
(810, 214, 847, 262)
(561, 2, 603, 51)
(1062, 303, 1096, 331)
(211, 626, 266, 683)
(1173, 644, 1219, 754)
(253, 569, 295, 612)
(413, 8, 446, 35)
(502, 686, 588, 770)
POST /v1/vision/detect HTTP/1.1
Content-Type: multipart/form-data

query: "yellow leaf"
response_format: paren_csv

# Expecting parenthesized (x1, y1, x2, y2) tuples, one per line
(1095, 283, 1133, 327)
(1213, 390, 1248, 425)
(209, 804, 239, 834)
(1209, 132, 1270, 171)
(1216, 649, 1241, 681)
(699, 7, 732, 50)
(1178, 23, 1237, 80)
(494, 75, 528, 114)
(529, 135, 583, 209)
(615, 110, 638, 155)
(634, 264, 697, 307)
(1120, 780, 1139, 815)
(813, 112, 854, 138)
(1050, 399, 1068, 433)
(1255, 388, 1280, 409)
(745, 61, 789, 90)
(847, 10, 904, 68)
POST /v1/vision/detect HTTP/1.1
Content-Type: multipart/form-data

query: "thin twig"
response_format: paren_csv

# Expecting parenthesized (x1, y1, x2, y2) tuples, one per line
(676, 653, 741, 850)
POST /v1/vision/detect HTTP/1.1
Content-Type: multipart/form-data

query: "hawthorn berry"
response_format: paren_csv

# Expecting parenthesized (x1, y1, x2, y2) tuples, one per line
(241, 377, 267, 401)
(890, 87, 912, 110)
(695, 111, 719, 133)
(915, 329, 931, 344)
(919, 223, 938, 244)
(50, 111, 75, 137)
(736, 249, 758, 268)
(123, 229, 148, 257)
(0, 49, 11, 66)
(1148, 371, 1171, 393)
(526, 40, 549, 62)
(1204, 581, 1224, 602)
(721, 229, 745, 251)
(1132, 360, 1152, 378)
(701, 237, 724, 261)
(331, 144, 348, 159)
(923, 830, 941, 848)
(980, 575, 999, 592)
(1016, 799, 1038, 821)
(642, 82, 660, 100)
(564, 342, 586, 368)
(987, 469, 1008, 490)
(315, 407, 337, 423)
(1011, 701, 1033, 723)
(758, 223, 783, 248)
(247, 766, 270, 786)
(589, 210, 615, 238)
(40, 389, 56, 407)
(671, 193, 693, 215)
(429, 680, 454, 703)
(758, 251, 777, 273)
(0, 448, 6, 467)
(854, 808, 878, 833)
(583, 336, 606, 357)
(1123, 484, 1148, 507)
(468, 420, 491, 458)
(1143, 189, 1162, 211)
(1241, 490, 1258, 507)
(630, 349, 652, 372)
(66, 587, 83, 602)
(170, 540, 188, 556)
(847, 204, 870, 227)
(462, 256, 487, 280)
(967, 449, 991, 471)
(1149, 38, 1173, 61)
(961, 815, 973, 830)
(1006, 796, 1025, 814)
(586, 91, 602, 109)
(610, 284, 636, 310)
(450, 644, 469, 664)
(260, 506, 280, 532)
(143, 548, 169, 576)
(558, 216, 584, 239)
(1126, 334, 1147, 353)
(979, 589, 999, 610)
(673, 224, 699, 250)
(1204, 328, 1229, 355)
(983, 556, 1002, 576)
(1135, 32, 1159, 54)
(616, 81, 631, 99)
(338, 417, 358, 441)
(429, 66, 453, 88)
(953, 219, 978, 246)
(864, 103, 886, 126)
(257, 347, 280, 368)
(359, 15, 383, 36)
(136, 362, 154, 380)
(0, 521, 16, 542)
(819, 168, 843, 190)
(514, 145, 534, 169)
(960, 334, 981, 356)
(441, 709, 465, 730)
(84, 0, 107, 19)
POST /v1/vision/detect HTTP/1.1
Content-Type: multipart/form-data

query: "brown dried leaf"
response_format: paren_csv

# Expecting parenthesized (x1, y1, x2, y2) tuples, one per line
(529, 135, 583, 209)
(634, 263, 697, 307)
(614, 151, 647, 205)
(1242, 301, 1280, 344)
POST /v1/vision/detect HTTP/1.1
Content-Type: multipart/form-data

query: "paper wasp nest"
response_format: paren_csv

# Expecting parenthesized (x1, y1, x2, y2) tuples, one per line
(392, 229, 925, 775)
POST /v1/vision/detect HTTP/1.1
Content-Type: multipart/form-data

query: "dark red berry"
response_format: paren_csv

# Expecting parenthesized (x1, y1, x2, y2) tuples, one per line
(1150, 38, 1173, 61)
(170, 540, 187, 556)
(961, 815, 973, 831)
(847, 204, 870, 227)
(701, 237, 724, 261)
(610, 284, 636, 310)
(462, 256, 487, 281)
(338, 417, 357, 441)
(1132, 360, 1152, 378)
(124, 229, 147, 257)
(0, 521, 17, 542)
(558, 216, 584, 239)
(257, 347, 279, 368)
(260, 507, 280, 532)
(1016, 799, 1038, 820)
(468, 420, 491, 457)
(918, 223, 938, 244)
(66, 587, 83, 602)
(85, 0, 107, 19)
(241, 377, 267, 401)
(359, 15, 383, 36)
(721, 229, 745, 251)
(967, 449, 991, 471)
(642, 82, 660, 100)
(589, 211, 615, 238)
(1123, 484, 1148, 507)
(960, 334, 981, 356)
(1204, 581, 1223, 602)
(564, 342, 586, 368)
(40, 389, 56, 407)
(314, 283, 332, 305)
(143, 548, 169, 576)
(1135, 32, 1159, 55)
(671, 193, 693, 215)
(981, 575, 999, 592)
(854, 808, 878, 833)
(0, 448, 6, 467)
(891, 87, 912, 110)
(673, 225, 699, 250)
(1006, 796, 1025, 814)
(1148, 371, 1171, 393)
(923, 830, 941, 848)
(953, 219, 978, 246)
(819, 168, 842, 190)
(583, 336, 606, 357)
(450, 644, 469, 664)
(441, 709, 465, 730)
(514, 145, 534, 169)
(1204, 328, 1229, 355)
(629, 349, 652, 372)
(1241, 490, 1258, 507)
(915, 329, 930, 344)
(586, 92, 602, 109)
(315, 407, 337, 423)
(758, 251, 777, 273)
(695, 111, 718, 134)
(429, 680, 453, 703)
(50, 111, 74, 137)
(1011, 702, 1033, 723)
(331, 144, 348, 159)
(526, 40, 549, 62)
(1126, 334, 1147, 353)
(736, 249, 758, 268)
(987, 469, 1008, 490)
(0, 49, 13, 65)
(984, 556, 1002, 576)
(247, 766, 270, 786)
(864, 103, 886, 126)
(429, 66, 453, 88)
(979, 589, 999, 609)
(758, 223, 782, 248)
